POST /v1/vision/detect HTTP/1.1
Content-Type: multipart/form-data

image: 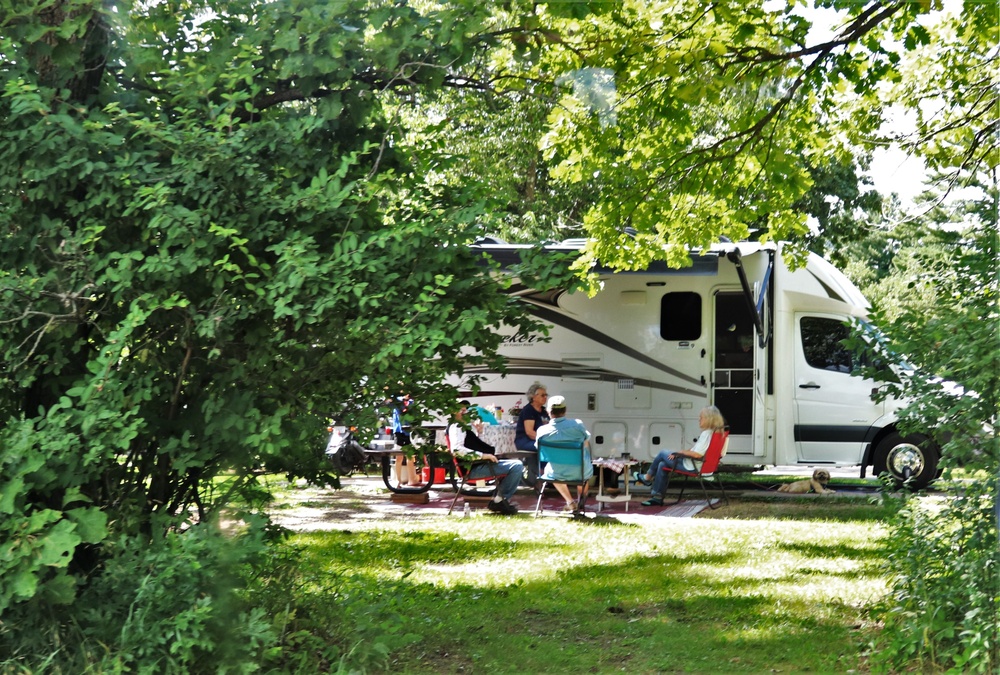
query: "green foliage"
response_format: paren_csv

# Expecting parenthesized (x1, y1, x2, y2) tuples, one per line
(831, 2, 999, 661)
(849, 0, 998, 193)
(796, 155, 884, 266)
(0, 0, 538, 667)
(855, 212, 997, 475)
(849, 187, 999, 672)
(868, 222, 998, 671)
(511, 247, 594, 295)
(872, 483, 999, 673)
(1, 518, 278, 674)
(0, 411, 110, 612)
(504, 0, 940, 269)
(244, 540, 422, 673)
(395, 90, 596, 243)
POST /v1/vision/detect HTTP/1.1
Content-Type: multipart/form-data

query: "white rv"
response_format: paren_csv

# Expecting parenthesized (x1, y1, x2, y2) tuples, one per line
(460, 240, 941, 488)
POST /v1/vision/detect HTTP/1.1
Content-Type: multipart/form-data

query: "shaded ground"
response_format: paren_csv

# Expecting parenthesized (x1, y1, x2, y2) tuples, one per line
(265, 470, 872, 531)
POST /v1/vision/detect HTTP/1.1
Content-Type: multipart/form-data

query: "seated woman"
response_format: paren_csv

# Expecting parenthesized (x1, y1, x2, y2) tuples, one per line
(535, 396, 593, 513)
(634, 405, 726, 506)
(449, 401, 524, 516)
(514, 382, 550, 484)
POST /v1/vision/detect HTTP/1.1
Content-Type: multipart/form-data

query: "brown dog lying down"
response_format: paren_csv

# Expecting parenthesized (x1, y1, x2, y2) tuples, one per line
(777, 469, 835, 494)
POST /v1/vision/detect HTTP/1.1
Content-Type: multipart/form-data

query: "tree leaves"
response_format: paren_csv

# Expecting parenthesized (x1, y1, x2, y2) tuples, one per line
(0, 0, 542, 622)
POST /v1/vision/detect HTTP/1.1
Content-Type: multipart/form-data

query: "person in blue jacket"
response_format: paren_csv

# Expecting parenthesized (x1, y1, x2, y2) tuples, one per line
(535, 395, 592, 512)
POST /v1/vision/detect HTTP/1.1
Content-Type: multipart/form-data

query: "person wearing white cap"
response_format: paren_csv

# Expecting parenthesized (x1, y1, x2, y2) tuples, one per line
(534, 395, 593, 513)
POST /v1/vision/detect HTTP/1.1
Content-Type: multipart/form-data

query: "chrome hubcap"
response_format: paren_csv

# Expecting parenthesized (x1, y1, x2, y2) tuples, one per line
(887, 443, 923, 479)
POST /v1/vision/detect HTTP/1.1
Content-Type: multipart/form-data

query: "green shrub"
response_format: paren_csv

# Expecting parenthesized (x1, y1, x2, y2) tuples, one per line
(0, 518, 278, 674)
(873, 480, 999, 673)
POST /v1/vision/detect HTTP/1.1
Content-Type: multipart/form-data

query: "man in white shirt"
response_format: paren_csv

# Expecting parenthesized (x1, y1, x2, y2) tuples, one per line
(449, 401, 524, 515)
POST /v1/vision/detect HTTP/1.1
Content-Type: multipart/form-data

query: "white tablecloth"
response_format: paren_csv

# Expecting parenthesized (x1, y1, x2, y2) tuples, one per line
(479, 425, 518, 456)
(434, 424, 519, 456)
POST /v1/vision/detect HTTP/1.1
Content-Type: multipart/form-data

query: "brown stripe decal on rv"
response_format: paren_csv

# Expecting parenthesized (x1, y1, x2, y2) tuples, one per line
(521, 302, 705, 390)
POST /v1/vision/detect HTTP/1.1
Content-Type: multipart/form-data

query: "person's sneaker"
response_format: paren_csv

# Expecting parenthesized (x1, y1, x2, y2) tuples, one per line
(562, 502, 576, 512)
(488, 499, 518, 515)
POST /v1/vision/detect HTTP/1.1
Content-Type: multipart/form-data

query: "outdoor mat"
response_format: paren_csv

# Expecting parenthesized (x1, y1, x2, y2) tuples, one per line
(656, 499, 719, 517)
(415, 489, 715, 518)
(269, 478, 721, 532)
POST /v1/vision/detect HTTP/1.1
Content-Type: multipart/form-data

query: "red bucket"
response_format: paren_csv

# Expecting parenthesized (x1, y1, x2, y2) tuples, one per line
(421, 467, 447, 485)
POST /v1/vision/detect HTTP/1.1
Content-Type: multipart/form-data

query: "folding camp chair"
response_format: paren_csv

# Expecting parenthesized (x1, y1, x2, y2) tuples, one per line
(446, 433, 507, 515)
(534, 437, 591, 517)
(661, 428, 730, 509)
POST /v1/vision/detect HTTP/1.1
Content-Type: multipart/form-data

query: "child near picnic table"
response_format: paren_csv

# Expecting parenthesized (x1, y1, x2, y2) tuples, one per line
(390, 394, 421, 486)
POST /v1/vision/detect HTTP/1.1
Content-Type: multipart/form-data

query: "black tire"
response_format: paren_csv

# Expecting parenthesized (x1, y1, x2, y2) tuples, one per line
(873, 431, 940, 489)
(380, 453, 436, 494)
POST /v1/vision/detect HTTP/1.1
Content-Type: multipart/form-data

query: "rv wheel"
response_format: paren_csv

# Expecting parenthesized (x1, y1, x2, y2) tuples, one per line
(874, 432, 939, 490)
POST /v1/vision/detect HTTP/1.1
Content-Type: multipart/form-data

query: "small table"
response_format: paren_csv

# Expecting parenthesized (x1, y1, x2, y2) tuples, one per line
(593, 457, 638, 512)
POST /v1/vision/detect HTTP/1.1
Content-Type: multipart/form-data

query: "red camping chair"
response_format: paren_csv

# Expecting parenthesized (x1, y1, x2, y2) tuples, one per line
(446, 431, 508, 515)
(661, 428, 730, 509)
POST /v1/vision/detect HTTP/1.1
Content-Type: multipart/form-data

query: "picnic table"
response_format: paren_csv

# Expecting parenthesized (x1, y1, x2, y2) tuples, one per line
(363, 430, 452, 495)
(377, 426, 520, 496)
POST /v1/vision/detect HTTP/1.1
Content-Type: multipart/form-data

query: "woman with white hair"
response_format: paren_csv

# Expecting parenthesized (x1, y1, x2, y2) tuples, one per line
(634, 405, 726, 506)
(514, 382, 549, 450)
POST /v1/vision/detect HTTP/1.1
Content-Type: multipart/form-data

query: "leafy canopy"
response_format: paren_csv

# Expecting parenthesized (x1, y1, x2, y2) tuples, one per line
(0, 0, 539, 622)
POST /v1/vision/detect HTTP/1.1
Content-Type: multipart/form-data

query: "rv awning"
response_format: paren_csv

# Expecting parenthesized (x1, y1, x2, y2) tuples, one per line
(473, 242, 722, 275)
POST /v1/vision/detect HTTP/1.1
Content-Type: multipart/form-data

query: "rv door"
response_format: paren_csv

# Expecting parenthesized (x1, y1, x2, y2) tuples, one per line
(713, 291, 754, 454)
(793, 314, 883, 463)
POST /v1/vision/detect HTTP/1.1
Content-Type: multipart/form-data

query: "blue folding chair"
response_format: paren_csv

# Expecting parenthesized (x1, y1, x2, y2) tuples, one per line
(534, 437, 592, 517)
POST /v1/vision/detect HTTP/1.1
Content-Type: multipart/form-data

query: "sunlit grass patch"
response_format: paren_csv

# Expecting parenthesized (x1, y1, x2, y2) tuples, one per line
(269, 499, 895, 673)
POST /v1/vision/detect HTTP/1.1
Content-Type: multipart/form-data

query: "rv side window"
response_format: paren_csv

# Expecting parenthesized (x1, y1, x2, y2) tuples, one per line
(800, 317, 852, 372)
(661, 292, 701, 340)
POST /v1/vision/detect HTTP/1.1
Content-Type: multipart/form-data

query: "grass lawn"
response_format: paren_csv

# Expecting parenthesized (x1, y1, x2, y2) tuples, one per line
(275, 483, 896, 674)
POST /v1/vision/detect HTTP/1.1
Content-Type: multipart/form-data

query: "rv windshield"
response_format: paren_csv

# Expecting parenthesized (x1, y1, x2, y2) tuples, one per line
(853, 319, 913, 375)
